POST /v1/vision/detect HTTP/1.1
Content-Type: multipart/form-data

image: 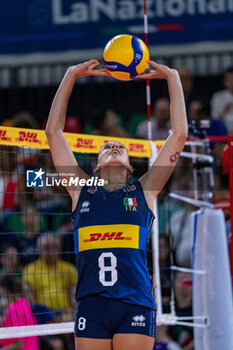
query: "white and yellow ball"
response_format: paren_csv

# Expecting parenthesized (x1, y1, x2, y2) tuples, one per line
(103, 34, 149, 81)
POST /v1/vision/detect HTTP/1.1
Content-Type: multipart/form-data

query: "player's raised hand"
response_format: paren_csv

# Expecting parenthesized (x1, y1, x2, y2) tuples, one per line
(67, 60, 111, 78)
(136, 60, 177, 80)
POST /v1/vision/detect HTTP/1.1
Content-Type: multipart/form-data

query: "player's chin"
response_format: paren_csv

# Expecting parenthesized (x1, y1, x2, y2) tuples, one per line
(104, 158, 128, 168)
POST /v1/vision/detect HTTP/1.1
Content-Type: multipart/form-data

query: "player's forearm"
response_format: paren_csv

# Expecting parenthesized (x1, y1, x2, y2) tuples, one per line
(167, 70, 188, 139)
(45, 69, 76, 135)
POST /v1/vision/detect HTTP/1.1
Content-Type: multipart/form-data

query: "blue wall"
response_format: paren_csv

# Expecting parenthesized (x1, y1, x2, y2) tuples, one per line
(0, 0, 233, 55)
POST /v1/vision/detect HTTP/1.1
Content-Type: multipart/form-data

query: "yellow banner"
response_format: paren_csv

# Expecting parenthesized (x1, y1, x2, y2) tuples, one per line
(78, 224, 139, 251)
(0, 126, 164, 157)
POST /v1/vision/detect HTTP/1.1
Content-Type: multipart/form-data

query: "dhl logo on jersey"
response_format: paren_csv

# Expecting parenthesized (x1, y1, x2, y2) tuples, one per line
(78, 224, 139, 251)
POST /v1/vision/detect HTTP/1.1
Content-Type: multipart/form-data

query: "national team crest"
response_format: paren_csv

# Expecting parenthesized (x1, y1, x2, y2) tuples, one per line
(123, 197, 137, 211)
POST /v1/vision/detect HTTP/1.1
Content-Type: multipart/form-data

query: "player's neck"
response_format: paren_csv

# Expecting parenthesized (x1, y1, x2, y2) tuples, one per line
(101, 167, 127, 190)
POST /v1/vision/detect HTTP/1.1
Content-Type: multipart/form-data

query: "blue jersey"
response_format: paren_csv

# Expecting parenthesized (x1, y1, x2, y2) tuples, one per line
(72, 181, 155, 309)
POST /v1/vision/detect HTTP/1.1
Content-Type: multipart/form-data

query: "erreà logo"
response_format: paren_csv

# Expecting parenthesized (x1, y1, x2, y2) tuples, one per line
(80, 201, 90, 213)
(123, 197, 137, 211)
(131, 315, 146, 327)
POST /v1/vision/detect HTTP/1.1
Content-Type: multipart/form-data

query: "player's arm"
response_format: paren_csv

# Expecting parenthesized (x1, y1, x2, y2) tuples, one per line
(138, 61, 188, 209)
(45, 60, 109, 206)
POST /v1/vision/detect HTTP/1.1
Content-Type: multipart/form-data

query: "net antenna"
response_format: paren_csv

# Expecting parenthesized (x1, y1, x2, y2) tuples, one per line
(143, 0, 152, 141)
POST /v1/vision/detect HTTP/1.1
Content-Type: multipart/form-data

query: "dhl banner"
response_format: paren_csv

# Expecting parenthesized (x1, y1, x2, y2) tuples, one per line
(78, 224, 140, 252)
(0, 126, 164, 158)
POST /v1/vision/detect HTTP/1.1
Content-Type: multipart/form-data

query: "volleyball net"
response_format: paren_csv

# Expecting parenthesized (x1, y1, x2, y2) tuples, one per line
(0, 126, 164, 339)
(0, 126, 232, 345)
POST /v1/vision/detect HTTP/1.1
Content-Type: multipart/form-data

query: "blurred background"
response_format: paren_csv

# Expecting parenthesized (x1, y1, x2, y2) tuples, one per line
(0, 2, 233, 350)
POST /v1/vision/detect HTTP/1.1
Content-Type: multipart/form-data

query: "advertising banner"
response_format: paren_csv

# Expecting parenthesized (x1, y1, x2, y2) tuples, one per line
(1, 0, 233, 57)
(0, 126, 164, 157)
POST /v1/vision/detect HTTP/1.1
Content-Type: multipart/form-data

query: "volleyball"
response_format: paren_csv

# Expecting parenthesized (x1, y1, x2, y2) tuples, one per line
(103, 34, 149, 81)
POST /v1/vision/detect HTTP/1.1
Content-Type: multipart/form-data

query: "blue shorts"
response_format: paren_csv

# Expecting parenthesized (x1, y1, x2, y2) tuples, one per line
(74, 295, 156, 339)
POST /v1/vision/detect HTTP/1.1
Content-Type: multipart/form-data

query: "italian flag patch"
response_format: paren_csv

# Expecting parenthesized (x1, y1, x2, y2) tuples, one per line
(123, 197, 137, 206)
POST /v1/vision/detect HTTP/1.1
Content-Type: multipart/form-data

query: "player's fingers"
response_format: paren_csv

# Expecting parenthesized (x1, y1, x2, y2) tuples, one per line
(146, 60, 159, 68)
(135, 74, 152, 79)
(91, 69, 110, 76)
(89, 63, 100, 70)
(98, 69, 111, 76)
(83, 60, 97, 65)
(87, 59, 99, 67)
(135, 70, 159, 79)
(147, 60, 168, 72)
(147, 60, 171, 75)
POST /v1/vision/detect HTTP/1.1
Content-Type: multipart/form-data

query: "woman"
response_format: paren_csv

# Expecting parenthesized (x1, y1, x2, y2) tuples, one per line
(45, 59, 188, 350)
(1, 276, 39, 350)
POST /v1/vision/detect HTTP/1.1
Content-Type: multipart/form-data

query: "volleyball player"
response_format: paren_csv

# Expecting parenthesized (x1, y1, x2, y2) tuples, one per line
(45, 59, 188, 350)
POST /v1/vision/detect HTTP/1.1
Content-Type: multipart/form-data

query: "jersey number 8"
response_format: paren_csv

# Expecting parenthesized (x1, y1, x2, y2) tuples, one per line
(98, 252, 118, 286)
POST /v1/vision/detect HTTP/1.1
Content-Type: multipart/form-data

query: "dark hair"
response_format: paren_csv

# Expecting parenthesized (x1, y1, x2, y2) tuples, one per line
(19, 200, 37, 210)
(0, 276, 23, 295)
(13, 111, 39, 129)
(225, 66, 233, 74)
(47, 335, 69, 350)
(0, 243, 18, 255)
(189, 98, 204, 106)
(197, 103, 211, 118)
(92, 107, 117, 129)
